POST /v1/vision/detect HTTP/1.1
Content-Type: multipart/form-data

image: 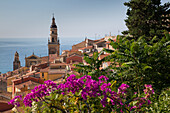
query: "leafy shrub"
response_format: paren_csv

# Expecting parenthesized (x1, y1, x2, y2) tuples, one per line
(104, 32, 170, 94)
(146, 88, 170, 113)
(9, 75, 155, 113)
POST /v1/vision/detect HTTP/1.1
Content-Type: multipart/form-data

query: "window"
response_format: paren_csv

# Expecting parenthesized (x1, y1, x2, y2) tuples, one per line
(52, 31, 54, 34)
(52, 38, 54, 42)
(42, 73, 44, 78)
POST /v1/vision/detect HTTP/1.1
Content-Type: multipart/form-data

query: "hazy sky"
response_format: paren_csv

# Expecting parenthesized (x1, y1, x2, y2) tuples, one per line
(0, 0, 169, 38)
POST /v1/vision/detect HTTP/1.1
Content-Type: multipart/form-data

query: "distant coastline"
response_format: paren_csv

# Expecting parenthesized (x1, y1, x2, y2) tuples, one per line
(0, 37, 93, 73)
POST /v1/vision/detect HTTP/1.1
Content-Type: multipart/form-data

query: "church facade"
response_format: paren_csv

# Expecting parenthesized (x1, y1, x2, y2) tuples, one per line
(25, 52, 41, 67)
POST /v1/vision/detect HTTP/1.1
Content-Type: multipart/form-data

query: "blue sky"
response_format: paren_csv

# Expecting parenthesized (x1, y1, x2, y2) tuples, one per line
(0, 0, 169, 38)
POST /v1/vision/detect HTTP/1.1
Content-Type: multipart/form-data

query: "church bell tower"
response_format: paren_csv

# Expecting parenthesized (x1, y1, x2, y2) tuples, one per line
(48, 15, 60, 56)
(13, 51, 21, 70)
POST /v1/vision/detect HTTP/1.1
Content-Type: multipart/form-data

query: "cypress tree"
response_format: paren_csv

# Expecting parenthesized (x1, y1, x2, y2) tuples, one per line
(122, 0, 170, 40)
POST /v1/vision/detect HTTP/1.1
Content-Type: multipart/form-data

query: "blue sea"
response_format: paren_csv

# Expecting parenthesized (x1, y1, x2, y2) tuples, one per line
(0, 37, 87, 74)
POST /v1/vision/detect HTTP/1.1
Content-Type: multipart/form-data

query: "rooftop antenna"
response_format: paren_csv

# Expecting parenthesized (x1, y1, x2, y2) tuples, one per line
(95, 34, 97, 40)
(118, 30, 120, 35)
(110, 32, 111, 36)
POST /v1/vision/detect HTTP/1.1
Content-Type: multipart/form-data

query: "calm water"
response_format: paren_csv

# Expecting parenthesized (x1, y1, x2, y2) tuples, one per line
(0, 37, 86, 73)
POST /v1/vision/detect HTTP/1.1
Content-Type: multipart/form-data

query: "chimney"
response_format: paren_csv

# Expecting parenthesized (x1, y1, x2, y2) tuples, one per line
(12, 81, 15, 98)
(21, 77, 24, 83)
(38, 78, 40, 83)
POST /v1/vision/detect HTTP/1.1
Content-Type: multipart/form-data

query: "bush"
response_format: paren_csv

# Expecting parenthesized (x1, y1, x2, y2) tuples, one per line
(9, 75, 155, 113)
(146, 88, 170, 112)
(104, 32, 170, 94)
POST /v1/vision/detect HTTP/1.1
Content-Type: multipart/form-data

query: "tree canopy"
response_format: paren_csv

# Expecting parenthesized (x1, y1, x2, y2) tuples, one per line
(122, 0, 170, 40)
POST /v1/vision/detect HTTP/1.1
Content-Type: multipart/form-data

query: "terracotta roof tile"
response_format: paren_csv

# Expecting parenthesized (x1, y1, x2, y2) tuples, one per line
(12, 76, 44, 85)
(106, 41, 111, 44)
(94, 40, 106, 44)
(0, 91, 12, 99)
(15, 80, 40, 89)
(72, 41, 85, 47)
(24, 71, 37, 76)
(53, 78, 65, 84)
(50, 63, 67, 66)
(40, 67, 49, 72)
(79, 46, 93, 50)
(7, 74, 20, 79)
(99, 54, 110, 60)
(48, 70, 66, 74)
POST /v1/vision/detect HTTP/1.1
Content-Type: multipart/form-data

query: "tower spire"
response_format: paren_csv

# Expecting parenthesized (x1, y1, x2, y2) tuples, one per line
(51, 14, 57, 28)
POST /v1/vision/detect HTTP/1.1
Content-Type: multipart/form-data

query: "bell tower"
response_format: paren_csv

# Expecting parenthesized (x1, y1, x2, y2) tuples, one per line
(13, 51, 21, 70)
(48, 15, 60, 56)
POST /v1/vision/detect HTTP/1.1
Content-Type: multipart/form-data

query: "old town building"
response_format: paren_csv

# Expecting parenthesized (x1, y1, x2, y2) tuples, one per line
(12, 76, 43, 98)
(25, 52, 41, 67)
(13, 51, 21, 71)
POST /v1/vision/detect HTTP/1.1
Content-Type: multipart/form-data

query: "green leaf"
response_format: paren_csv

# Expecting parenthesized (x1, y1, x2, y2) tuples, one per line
(132, 101, 138, 106)
(122, 61, 135, 67)
(143, 66, 152, 71)
(55, 94, 59, 99)
(93, 52, 99, 60)
(110, 41, 118, 49)
(110, 80, 116, 88)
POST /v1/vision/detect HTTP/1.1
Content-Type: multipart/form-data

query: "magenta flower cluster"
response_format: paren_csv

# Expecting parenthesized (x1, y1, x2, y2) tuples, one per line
(130, 84, 154, 111)
(8, 95, 22, 107)
(143, 84, 154, 98)
(58, 75, 114, 107)
(9, 80, 58, 107)
(23, 80, 58, 107)
(8, 75, 154, 112)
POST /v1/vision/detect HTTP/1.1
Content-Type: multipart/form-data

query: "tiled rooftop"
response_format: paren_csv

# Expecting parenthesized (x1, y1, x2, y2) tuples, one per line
(40, 67, 49, 72)
(48, 70, 66, 74)
(15, 80, 40, 89)
(0, 91, 12, 99)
